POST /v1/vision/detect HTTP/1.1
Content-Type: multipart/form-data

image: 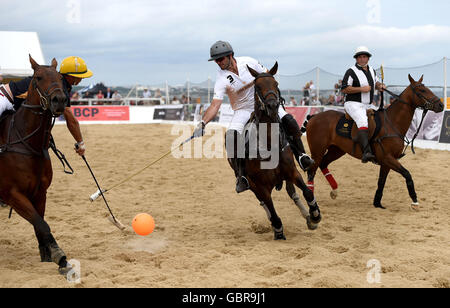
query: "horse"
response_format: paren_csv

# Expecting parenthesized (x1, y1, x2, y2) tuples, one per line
(303, 74, 444, 210)
(0, 55, 72, 274)
(229, 62, 322, 240)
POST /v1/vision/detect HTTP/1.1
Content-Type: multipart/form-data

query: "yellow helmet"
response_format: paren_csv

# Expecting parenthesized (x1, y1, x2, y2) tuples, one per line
(59, 56, 93, 78)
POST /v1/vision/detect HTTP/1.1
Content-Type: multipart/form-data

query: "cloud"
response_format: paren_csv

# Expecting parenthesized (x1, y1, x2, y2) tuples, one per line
(1, 0, 449, 86)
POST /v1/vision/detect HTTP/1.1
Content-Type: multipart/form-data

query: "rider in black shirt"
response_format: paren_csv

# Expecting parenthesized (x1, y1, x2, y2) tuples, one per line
(2, 56, 93, 156)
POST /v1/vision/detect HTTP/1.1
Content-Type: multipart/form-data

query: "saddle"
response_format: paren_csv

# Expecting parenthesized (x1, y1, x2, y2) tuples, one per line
(336, 109, 382, 142)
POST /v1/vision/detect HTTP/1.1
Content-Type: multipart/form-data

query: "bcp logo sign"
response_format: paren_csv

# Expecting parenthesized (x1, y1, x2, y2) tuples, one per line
(71, 106, 130, 121)
(73, 107, 100, 118)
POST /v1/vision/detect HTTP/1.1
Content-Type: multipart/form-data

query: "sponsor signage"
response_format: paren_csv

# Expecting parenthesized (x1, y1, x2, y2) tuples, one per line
(71, 106, 129, 121)
(153, 106, 183, 120)
(439, 111, 450, 144)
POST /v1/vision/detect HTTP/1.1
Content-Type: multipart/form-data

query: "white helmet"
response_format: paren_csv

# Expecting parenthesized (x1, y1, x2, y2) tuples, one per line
(354, 46, 372, 59)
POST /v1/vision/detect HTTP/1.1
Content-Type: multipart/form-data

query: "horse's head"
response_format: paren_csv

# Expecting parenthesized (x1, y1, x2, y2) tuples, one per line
(29, 55, 68, 116)
(247, 62, 280, 121)
(407, 74, 444, 113)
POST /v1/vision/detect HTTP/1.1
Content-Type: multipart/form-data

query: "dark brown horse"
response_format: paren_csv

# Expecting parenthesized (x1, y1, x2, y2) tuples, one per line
(304, 75, 444, 210)
(230, 62, 322, 240)
(0, 56, 72, 274)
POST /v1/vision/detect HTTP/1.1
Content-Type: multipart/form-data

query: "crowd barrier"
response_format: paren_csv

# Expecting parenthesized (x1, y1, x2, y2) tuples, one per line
(56, 104, 450, 151)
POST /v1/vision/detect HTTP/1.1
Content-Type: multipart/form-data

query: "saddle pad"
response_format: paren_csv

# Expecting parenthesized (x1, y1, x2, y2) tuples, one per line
(336, 111, 382, 142)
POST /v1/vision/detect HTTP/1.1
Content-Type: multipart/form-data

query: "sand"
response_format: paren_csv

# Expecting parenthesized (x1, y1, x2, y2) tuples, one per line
(0, 123, 449, 288)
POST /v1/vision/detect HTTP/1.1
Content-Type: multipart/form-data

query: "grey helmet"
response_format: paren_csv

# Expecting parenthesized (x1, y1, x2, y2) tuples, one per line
(208, 41, 234, 61)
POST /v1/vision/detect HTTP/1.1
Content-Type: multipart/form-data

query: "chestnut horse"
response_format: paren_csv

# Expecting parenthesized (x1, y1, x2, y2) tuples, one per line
(232, 62, 322, 240)
(304, 75, 444, 210)
(0, 56, 72, 274)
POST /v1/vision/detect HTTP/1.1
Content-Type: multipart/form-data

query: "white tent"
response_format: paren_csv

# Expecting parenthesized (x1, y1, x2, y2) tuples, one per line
(0, 31, 45, 82)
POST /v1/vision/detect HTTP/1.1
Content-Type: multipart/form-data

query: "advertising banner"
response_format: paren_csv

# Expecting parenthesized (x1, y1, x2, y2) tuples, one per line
(438, 111, 450, 144)
(71, 106, 130, 121)
(153, 106, 183, 120)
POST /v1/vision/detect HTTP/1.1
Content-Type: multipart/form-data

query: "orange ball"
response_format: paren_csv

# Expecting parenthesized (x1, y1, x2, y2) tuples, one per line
(132, 213, 155, 236)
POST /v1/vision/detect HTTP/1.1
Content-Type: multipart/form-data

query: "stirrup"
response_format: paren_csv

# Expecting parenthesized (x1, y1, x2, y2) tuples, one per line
(236, 176, 250, 194)
(0, 199, 7, 208)
(361, 152, 376, 164)
(298, 154, 315, 171)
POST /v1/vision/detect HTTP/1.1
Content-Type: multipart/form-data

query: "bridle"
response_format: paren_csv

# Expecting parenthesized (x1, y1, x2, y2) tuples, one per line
(22, 75, 66, 116)
(382, 83, 441, 154)
(253, 73, 285, 115)
(384, 83, 440, 112)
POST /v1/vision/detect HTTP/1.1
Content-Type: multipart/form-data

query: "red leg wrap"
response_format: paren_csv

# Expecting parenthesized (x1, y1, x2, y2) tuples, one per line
(322, 168, 338, 190)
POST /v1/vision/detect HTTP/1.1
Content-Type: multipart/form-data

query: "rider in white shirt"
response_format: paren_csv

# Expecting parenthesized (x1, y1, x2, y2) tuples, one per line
(194, 41, 314, 193)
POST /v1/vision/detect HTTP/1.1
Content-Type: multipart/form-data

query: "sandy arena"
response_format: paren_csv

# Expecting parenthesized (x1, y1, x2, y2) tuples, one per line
(0, 123, 449, 288)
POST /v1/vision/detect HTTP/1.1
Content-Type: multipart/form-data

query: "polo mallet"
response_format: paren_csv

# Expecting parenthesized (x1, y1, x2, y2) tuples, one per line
(89, 135, 195, 202)
(77, 144, 126, 230)
(380, 64, 385, 110)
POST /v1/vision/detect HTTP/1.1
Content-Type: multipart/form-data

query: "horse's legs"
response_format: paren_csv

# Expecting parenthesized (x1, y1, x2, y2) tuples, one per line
(306, 141, 329, 194)
(381, 156, 419, 210)
(373, 165, 391, 209)
(292, 172, 322, 226)
(286, 181, 318, 230)
(8, 191, 70, 273)
(254, 188, 286, 240)
(319, 146, 346, 200)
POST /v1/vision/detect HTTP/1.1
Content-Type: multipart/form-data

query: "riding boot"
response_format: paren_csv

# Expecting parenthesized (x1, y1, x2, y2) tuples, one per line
(236, 158, 250, 193)
(226, 130, 250, 194)
(281, 114, 315, 171)
(357, 129, 376, 163)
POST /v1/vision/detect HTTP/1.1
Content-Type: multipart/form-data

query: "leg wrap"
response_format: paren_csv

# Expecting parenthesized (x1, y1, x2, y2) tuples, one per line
(322, 168, 338, 190)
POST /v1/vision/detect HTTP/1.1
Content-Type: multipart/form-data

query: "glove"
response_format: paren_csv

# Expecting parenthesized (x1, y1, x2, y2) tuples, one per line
(193, 121, 206, 138)
(74, 141, 86, 156)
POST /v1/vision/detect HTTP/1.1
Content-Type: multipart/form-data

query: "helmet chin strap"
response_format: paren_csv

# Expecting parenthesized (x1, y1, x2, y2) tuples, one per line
(223, 56, 232, 71)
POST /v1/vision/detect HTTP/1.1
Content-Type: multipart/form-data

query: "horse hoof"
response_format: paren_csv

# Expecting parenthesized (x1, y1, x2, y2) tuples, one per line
(374, 204, 387, 210)
(273, 227, 286, 240)
(330, 190, 338, 200)
(58, 263, 73, 276)
(410, 203, 420, 212)
(274, 233, 287, 241)
(306, 216, 318, 231)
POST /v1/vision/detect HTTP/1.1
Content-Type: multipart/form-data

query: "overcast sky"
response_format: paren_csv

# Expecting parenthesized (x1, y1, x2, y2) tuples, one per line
(1, 0, 449, 86)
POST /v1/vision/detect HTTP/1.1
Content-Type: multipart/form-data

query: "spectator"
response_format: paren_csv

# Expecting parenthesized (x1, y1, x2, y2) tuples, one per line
(309, 80, 317, 103)
(143, 88, 151, 98)
(105, 87, 112, 99)
(289, 97, 297, 106)
(112, 90, 122, 104)
(70, 91, 80, 105)
(181, 95, 188, 104)
(95, 90, 104, 105)
(303, 82, 310, 106)
(154, 88, 162, 98)
(172, 96, 181, 104)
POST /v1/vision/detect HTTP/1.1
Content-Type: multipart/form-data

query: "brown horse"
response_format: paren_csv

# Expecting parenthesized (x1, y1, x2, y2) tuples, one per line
(230, 62, 322, 240)
(0, 56, 72, 274)
(304, 74, 444, 210)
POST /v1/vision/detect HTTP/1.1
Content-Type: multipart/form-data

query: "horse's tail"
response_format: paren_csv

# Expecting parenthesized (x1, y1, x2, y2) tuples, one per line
(300, 115, 315, 134)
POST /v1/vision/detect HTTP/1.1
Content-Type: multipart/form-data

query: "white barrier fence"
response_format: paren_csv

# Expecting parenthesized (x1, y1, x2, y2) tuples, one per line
(57, 104, 450, 151)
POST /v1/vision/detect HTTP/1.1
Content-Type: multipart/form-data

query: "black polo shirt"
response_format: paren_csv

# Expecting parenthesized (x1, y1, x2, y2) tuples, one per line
(341, 64, 376, 104)
(9, 76, 72, 110)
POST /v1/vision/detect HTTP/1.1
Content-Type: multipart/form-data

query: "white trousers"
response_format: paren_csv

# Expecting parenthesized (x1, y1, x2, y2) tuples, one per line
(0, 87, 14, 116)
(344, 101, 378, 129)
(228, 106, 288, 134)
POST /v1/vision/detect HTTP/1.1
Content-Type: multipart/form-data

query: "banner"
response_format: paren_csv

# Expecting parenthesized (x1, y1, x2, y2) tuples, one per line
(406, 109, 444, 141)
(439, 111, 450, 144)
(153, 106, 183, 120)
(71, 106, 129, 121)
(286, 106, 325, 126)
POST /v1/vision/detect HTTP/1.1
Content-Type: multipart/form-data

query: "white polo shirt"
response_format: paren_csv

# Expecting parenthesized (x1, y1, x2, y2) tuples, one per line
(213, 56, 267, 111)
